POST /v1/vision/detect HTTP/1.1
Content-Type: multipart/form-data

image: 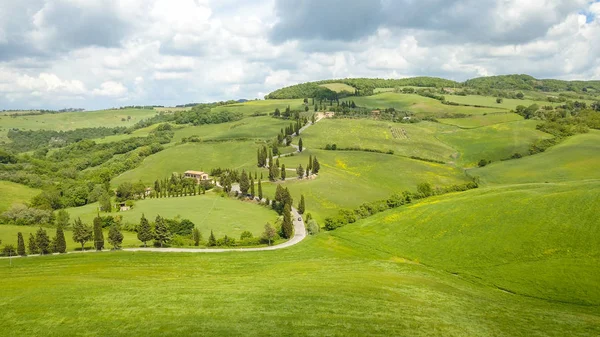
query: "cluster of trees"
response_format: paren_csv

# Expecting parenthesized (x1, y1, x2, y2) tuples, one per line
(1, 226, 67, 257)
(5, 127, 128, 153)
(464, 74, 600, 93)
(324, 181, 478, 231)
(323, 144, 394, 155)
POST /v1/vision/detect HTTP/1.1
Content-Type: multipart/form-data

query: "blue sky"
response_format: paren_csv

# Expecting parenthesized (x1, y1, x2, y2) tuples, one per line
(0, 0, 599, 110)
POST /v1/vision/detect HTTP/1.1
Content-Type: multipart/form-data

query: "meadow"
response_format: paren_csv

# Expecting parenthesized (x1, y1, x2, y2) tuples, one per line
(171, 116, 290, 142)
(319, 82, 357, 93)
(444, 94, 559, 110)
(437, 112, 523, 128)
(210, 99, 305, 116)
(0, 181, 41, 212)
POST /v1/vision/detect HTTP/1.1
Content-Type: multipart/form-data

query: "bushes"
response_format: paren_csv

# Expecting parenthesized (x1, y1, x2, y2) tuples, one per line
(0, 204, 53, 226)
(323, 145, 395, 155)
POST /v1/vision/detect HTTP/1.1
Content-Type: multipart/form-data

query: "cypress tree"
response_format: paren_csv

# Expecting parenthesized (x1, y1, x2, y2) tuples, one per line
(28, 233, 38, 255)
(258, 179, 263, 200)
(298, 138, 303, 152)
(281, 203, 293, 239)
(239, 170, 250, 195)
(36, 227, 51, 255)
(93, 215, 104, 251)
(208, 230, 217, 247)
(313, 157, 320, 173)
(108, 224, 124, 250)
(137, 214, 153, 247)
(298, 195, 306, 215)
(275, 158, 280, 168)
(296, 164, 304, 178)
(250, 176, 255, 197)
(308, 155, 313, 172)
(55, 225, 67, 253)
(268, 150, 273, 168)
(281, 164, 286, 180)
(154, 215, 171, 248)
(192, 228, 201, 246)
(17, 232, 26, 256)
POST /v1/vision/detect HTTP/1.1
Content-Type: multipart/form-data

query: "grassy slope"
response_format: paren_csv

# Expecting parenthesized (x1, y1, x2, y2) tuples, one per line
(437, 120, 552, 166)
(444, 95, 560, 110)
(319, 83, 356, 93)
(64, 193, 277, 238)
(263, 149, 469, 222)
(297, 119, 458, 162)
(0, 181, 40, 213)
(172, 116, 290, 142)
(438, 112, 523, 128)
(332, 180, 600, 306)
(210, 99, 305, 116)
(473, 131, 600, 184)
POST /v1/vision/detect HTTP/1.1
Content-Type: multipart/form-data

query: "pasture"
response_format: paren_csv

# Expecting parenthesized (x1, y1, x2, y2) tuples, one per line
(172, 116, 291, 142)
(473, 131, 600, 185)
(210, 99, 305, 116)
(0, 181, 41, 212)
(319, 82, 356, 93)
(444, 94, 559, 110)
(438, 112, 523, 128)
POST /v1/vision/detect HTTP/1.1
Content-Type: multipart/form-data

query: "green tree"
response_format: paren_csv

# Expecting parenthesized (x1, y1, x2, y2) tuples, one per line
(108, 224, 124, 249)
(417, 182, 434, 198)
(307, 155, 313, 174)
(298, 195, 306, 215)
(36, 227, 51, 255)
(154, 215, 171, 247)
(72, 217, 93, 251)
(99, 193, 112, 212)
(262, 223, 276, 246)
(56, 209, 70, 228)
(17, 232, 26, 256)
(496, 97, 504, 104)
(193, 228, 201, 246)
(258, 179, 263, 200)
(54, 225, 67, 253)
(250, 176, 255, 197)
(311, 113, 316, 123)
(93, 215, 104, 251)
(239, 170, 250, 195)
(312, 157, 320, 173)
(296, 164, 304, 179)
(281, 164, 286, 180)
(137, 214, 153, 247)
(281, 203, 293, 239)
(28, 233, 38, 255)
(298, 138, 303, 152)
(208, 230, 217, 247)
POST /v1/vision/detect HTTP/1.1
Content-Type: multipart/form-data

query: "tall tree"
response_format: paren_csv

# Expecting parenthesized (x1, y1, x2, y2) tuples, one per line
(108, 223, 124, 249)
(281, 203, 293, 239)
(275, 158, 280, 168)
(192, 228, 201, 246)
(56, 209, 70, 229)
(72, 217, 93, 251)
(258, 179, 263, 200)
(268, 150, 273, 168)
(296, 164, 304, 179)
(298, 195, 306, 215)
(250, 176, 255, 197)
(93, 215, 104, 251)
(208, 230, 217, 247)
(281, 164, 286, 180)
(262, 223, 276, 246)
(36, 227, 50, 255)
(239, 170, 250, 195)
(307, 155, 313, 173)
(28, 233, 38, 255)
(311, 113, 316, 124)
(154, 215, 171, 248)
(312, 157, 320, 174)
(54, 225, 67, 253)
(137, 214, 153, 247)
(99, 193, 112, 213)
(298, 138, 303, 152)
(17, 232, 26, 256)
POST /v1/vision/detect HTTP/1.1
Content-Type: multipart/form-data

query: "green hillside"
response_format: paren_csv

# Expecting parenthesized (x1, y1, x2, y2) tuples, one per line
(0, 181, 41, 212)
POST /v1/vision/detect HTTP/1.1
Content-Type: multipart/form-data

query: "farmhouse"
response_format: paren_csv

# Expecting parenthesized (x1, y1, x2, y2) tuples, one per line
(184, 170, 209, 183)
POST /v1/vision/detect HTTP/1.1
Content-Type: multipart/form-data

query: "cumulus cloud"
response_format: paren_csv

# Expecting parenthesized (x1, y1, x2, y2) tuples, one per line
(0, 0, 598, 110)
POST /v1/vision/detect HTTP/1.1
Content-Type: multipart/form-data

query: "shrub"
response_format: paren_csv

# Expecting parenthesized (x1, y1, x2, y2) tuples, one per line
(307, 220, 320, 235)
(240, 231, 253, 240)
(478, 159, 490, 167)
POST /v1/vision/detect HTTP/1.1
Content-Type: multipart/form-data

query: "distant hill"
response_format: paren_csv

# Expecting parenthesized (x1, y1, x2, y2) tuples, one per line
(267, 74, 600, 99)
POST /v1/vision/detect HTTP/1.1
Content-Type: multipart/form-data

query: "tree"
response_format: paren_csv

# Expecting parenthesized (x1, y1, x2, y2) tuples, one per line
(17, 232, 26, 256)
(93, 215, 104, 251)
(72, 217, 93, 251)
(56, 209, 70, 228)
(496, 97, 503, 104)
(36, 227, 51, 255)
(250, 176, 255, 197)
(239, 170, 250, 195)
(311, 113, 316, 124)
(208, 230, 217, 247)
(54, 225, 67, 253)
(99, 193, 112, 212)
(258, 179, 263, 200)
(281, 164, 286, 180)
(154, 215, 171, 247)
(192, 227, 201, 246)
(108, 224, 124, 249)
(298, 195, 306, 215)
(417, 182, 434, 198)
(28, 233, 38, 255)
(312, 157, 320, 174)
(298, 138, 303, 152)
(275, 158, 280, 168)
(137, 214, 153, 247)
(262, 223, 276, 246)
(296, 164, 304, 179)
(516, 92, 524, 99)
(307, 155, 313, 173)
(281, 203, 293, 239)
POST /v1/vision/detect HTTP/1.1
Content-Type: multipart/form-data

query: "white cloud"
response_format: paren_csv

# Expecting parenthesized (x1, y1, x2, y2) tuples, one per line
(92, 81, 128, 97)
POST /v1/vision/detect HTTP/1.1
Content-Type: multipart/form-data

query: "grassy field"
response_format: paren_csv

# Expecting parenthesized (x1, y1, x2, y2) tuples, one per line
(112, 140, 268, 187)
(65, 193, 277, 238)
(333, 180, 600, 306)
(297, 119, 458, 162)
(262, 149, 469, 222)
(172, 116, 290, 142)
(319, 83, 356, 93)
(437, 120, 552, 166)
(211, 99, 305, 116)
(444, 95, 559, 110)
(348, 92, 502, 116)
(438, 112, 523, 128)
(0, 182, 598, 335)
(473, 131, 600, 185)
(0, 181, 41, 212)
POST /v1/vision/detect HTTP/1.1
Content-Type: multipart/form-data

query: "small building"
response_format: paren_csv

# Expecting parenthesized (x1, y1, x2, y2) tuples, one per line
(184, 170, 209, 183)
(144, 187, 152, 197)
(324, 111, 335, 118)
(402, 116, 412, 121)
(119, 202, 130, 212)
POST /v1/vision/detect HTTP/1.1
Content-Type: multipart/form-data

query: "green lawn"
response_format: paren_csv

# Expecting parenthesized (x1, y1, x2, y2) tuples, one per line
(473, 131, 600, 185)
(172, 116, 291, 142)
(319, 83, 356, 93)
(297, 119, 458, 162)
(444, 94, 560, 110)
(437, 120, 552, 166)
(0, 181, 41, 212)
(438, 112, 524, 128)
(112, 140, 269, 187)
(211, 99, 305, 116)
(64, 193, 278, 238)
(263, 149, 469, 222)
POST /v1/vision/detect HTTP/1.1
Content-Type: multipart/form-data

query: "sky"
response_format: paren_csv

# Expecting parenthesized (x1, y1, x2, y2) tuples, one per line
(0, 0, 599, 110)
